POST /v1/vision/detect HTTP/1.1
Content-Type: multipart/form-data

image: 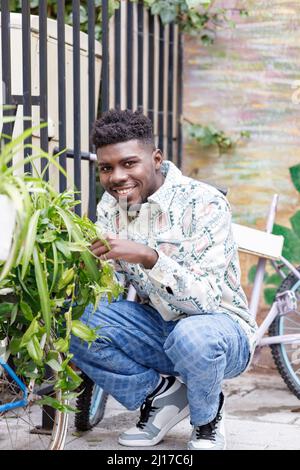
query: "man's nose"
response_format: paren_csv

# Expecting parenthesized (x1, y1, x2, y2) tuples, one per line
(109, 167, 128, 185)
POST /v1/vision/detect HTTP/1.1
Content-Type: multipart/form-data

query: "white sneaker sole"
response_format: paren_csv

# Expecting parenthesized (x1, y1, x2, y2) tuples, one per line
(118, 405, 190, 447)
(187, 441, 227, 450)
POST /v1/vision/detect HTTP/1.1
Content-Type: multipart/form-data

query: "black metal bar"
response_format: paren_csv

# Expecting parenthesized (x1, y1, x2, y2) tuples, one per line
(88, 161, 97, 221)
(1, 0, 15, 152)
(158, 19, 164, 152)
(88, 0, 96, 138)
(54, 147, 97, 162)
(11, 95, 40, 105)
(39, 0, 49, 180)
(41, 366, 56, 431)
(148, 13, 154, 124)
(114, 6, 121, 108)
(57, 0, 67, 192)
(126, 1, 133, 110)
(101, 0, 110, 112)
(167, 24, 174, 162)
(177, 32, 183, 169)
(88, 0, 96, 221)
(73, 0, 82, 215)
(137, 2, 144, 111)
(1, 1, 11, 104)
(22, 0, 32, 173)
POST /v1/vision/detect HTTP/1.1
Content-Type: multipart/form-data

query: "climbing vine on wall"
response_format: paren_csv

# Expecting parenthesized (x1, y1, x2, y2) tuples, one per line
(10, 0, 248, 43)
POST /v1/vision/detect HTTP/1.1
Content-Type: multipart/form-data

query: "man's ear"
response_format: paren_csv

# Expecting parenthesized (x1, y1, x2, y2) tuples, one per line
(153, 148, 163, 170)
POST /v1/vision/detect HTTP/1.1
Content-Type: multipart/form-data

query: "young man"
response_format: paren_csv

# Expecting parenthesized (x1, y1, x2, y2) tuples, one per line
(70, 109, 257, 450)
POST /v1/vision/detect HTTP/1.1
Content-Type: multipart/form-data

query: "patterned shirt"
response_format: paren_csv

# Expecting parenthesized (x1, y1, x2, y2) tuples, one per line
(96, 160, 257, 350)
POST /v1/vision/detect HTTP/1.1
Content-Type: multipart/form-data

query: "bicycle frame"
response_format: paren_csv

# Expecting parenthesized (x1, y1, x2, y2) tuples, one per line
(0, 356, 28, 413)
(247, 194, 300, 350)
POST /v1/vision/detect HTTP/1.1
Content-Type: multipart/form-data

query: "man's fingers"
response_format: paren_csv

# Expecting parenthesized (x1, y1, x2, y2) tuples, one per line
(91, 239, 108, 250)
(91, 245, 109, 257)
(91, 233, 115, 249)
(99, 250, 118, 261)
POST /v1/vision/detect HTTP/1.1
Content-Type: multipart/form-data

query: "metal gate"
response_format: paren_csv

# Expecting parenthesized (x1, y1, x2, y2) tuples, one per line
(0, 0, 183, 220)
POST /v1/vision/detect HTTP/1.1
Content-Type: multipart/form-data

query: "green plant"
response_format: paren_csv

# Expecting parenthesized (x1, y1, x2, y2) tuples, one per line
(184, 118, 250, 155)
(10, 0, 247, 42)
(248, 164, 300, 305)
(0, 127, 123, 411)
(143, 0, 248, 43)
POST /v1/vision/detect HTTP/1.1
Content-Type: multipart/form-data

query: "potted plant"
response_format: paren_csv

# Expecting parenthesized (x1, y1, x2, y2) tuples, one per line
(0, 126, 123, 414)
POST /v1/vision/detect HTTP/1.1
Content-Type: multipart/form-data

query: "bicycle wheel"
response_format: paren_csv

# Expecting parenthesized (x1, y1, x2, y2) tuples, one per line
(0, 347, 69, 450)
(269, 266, 300, 399)
(75, 372, 108, 431)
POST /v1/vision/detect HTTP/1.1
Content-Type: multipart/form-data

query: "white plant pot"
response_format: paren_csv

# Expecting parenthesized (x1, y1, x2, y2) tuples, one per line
(0, 195, 16, 262)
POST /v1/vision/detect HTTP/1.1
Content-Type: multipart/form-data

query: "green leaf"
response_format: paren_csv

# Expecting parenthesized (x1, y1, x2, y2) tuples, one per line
(159, 8, 177, 24)
(264, 287, 277, 305)
(0, 302, 14, 317)
(9, 336, 22, 354)
(71, 304, 87, 320)
(71, 320, 99, 343)
(248, 265, 270, 284)
(57, 268, 75, 291)
(272, 224, 300, 263)
(265, 273, 282, 286)
(37, 396, 76, 413)
(20, 300, 34, 321)
(37, 230, 57, 244)
(290, 211, 300, 238)
(26, 335, 43, 366)
(248, 265, 257, 284)
(65, 365, 82, 387)
(50, 242, 58, 293)
(20, 317, 40, 347)
(54, 337, 69, 353)
(186, 0, 211, 7)
(10, 304, 18, 326)
(290, 164, 300, 193)
(46, 358, 63, 372)
(33, 246, 51, 338)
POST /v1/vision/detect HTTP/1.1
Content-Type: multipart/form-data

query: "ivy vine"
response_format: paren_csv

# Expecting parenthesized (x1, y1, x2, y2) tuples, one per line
(10, 0, 248, 43)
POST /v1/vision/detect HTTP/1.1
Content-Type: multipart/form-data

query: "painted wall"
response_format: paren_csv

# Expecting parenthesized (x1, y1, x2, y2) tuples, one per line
(183, 0, 300, 273)
(182, 0, 300, 370)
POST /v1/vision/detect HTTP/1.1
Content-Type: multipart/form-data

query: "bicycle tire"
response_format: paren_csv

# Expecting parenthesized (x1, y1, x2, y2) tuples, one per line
(75, 372, 108, 431)
(269, 266, 300, 399)
(0, 338, 69, 450)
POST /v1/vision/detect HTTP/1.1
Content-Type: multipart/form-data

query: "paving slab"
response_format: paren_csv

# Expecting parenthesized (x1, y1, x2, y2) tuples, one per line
(65, 372, 300, 450)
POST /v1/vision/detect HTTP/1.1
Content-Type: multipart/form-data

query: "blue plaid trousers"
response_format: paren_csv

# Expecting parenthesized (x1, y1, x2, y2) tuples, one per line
(70, 298, 250, 425)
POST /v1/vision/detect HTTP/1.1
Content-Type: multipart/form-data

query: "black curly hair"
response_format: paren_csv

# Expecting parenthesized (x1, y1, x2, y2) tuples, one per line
(92, 109, 155, 150)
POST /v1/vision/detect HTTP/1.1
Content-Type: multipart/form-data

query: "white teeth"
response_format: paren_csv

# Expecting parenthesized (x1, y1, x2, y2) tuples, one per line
(115, 187, 135, 195)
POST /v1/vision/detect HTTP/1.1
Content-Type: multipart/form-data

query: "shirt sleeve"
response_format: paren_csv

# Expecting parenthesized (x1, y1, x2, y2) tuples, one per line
(144, 195, 233, 315)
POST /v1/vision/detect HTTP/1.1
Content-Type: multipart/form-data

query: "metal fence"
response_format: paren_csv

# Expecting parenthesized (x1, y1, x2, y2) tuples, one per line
(0, 0, 183, 220)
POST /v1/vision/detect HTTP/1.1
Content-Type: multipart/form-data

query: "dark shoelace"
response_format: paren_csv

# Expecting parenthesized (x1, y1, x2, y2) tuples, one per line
(136, 398, 158, 429)
(195, 393, 224, 441)
(195, 413, 222, 441)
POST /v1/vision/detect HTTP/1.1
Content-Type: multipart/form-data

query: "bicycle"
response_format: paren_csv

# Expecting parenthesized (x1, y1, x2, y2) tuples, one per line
(0, 337, 69, 450)
(233, 194, 300, 398)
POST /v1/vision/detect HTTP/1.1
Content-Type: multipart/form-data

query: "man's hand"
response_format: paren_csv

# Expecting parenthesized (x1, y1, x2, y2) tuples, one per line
(91, 234, 158, 269)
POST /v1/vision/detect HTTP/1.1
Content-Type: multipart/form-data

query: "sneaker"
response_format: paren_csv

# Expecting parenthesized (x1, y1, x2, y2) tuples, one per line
(118, 376, 189, 447)
(187, 393, 226, 450)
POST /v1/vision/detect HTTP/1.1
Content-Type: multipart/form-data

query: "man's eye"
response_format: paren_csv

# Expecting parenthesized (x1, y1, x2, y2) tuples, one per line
(100, 166, 111, 172)
(124, 161, 135, 168)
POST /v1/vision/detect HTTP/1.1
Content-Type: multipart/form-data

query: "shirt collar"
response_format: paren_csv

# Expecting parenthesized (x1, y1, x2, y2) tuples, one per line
(147, 160, 183, 211)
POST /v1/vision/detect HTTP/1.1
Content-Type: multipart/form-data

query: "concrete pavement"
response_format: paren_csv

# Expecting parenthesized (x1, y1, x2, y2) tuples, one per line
(65, 372, 300, 450)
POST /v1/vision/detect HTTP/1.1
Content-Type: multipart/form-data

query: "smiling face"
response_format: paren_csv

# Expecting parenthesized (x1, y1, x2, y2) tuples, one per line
(97, 139, 165, 209)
